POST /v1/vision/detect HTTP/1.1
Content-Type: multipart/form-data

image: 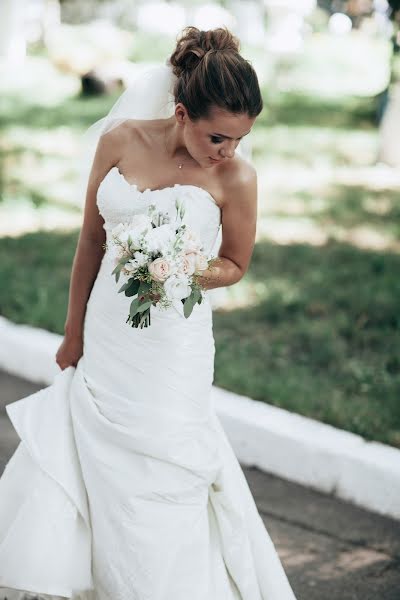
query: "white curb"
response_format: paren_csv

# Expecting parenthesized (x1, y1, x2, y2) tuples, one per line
(1, 315, 399, 521)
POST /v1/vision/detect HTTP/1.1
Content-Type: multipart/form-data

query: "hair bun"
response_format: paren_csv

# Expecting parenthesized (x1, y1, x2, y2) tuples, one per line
(169, 26, 240, 79)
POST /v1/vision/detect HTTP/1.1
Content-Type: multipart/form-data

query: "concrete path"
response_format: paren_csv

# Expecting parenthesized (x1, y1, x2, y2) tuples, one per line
(1, 369, 399, 600)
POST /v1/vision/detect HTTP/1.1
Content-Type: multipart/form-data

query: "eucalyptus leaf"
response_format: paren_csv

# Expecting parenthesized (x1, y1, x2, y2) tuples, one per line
(192, 288, 202, 303)
(129, 297, 140, 317)
(138, 281, 151, 296)
(125, 278, 141, 297)
(137, 300, 152, 313)
(183, 295, 196, 319)
(118, 280, 131, 293)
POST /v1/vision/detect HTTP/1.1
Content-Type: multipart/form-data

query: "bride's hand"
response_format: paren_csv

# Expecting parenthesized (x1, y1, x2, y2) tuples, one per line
(55, 334, 83, 370)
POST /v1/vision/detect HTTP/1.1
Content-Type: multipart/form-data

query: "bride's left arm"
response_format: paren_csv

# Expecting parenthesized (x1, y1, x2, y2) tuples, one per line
(196, 165, 258, 291)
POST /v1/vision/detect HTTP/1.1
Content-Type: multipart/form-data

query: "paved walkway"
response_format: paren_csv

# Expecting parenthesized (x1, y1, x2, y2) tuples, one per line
(1, 369, 399, 600)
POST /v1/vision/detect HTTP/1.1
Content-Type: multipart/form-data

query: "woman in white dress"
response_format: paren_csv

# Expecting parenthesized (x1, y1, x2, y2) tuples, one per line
(0, 26, 298, 600)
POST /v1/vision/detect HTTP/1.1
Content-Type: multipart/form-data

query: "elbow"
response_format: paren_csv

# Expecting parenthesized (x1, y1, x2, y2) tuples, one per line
(230, 263, 247, 286)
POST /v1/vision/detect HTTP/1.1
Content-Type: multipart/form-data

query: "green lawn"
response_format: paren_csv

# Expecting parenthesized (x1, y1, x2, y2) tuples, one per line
(0, 34, 399, 447)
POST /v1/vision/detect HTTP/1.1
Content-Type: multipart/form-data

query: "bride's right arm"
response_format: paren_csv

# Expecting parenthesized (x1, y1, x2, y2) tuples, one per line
(63, 126, 125, 341)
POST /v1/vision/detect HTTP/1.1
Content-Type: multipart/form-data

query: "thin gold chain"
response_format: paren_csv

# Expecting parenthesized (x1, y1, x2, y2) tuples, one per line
(163, 124, 193, 170)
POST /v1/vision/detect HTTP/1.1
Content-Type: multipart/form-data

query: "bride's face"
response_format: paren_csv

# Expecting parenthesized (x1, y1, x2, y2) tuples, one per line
(178, 104, 256, 168)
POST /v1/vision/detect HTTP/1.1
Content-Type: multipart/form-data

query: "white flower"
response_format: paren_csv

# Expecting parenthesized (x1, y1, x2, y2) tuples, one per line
(124, 261, 138, 274)
(115, 214, 153, 249)
(178, 254, 196, 276)
(182, 228, 202, 253)
(124, 252, 149, 274)
(111, 222, 126, 238)
(163, 273, 191, 301)
(130, 213, 153, 231)
(193, 252, 209, 273)
(131, 251, 149, 268)
(145, 223, 175, 254)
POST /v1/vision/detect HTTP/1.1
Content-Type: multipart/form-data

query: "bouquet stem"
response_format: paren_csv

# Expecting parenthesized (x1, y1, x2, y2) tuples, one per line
(126, 308, 151, 329)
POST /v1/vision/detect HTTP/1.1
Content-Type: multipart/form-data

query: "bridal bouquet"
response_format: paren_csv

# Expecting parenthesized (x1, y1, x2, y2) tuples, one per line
(106, 199, 217, 328)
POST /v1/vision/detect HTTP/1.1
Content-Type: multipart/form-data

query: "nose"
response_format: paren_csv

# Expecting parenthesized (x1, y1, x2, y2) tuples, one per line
(220, 141, 236, 159)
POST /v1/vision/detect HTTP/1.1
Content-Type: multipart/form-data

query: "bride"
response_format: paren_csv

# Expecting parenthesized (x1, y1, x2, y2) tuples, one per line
(0, 26, 297, 600)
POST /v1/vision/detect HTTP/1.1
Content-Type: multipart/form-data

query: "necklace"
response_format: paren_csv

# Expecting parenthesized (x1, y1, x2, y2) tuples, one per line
(163, 124, 193, 170)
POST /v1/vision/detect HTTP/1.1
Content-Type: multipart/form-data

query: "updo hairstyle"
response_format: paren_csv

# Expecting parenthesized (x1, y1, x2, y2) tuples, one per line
(168, 26, 263, 121)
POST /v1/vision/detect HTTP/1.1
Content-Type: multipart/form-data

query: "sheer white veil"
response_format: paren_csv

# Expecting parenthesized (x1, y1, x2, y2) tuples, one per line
(77, 59, 253, 200)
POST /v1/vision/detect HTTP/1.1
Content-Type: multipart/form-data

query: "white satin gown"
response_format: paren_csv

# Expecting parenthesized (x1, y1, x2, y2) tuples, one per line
(0, 167, 297, 600)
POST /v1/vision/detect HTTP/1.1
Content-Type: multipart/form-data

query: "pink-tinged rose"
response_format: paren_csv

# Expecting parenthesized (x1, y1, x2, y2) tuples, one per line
(179, 254, 196, 276)
(194, 253, 208, 272)
(148, 257, 171, 282)
(186, 252, 208, 273)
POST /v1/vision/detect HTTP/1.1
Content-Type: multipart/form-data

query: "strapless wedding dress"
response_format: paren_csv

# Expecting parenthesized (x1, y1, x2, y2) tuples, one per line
(0, 167, 297, 600)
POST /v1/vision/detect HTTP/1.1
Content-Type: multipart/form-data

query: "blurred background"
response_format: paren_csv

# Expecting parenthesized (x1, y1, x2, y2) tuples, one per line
(0, 0, 399, 449)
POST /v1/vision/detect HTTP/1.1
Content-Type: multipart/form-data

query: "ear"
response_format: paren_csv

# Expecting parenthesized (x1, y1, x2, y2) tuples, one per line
(175, 103, 189, 125)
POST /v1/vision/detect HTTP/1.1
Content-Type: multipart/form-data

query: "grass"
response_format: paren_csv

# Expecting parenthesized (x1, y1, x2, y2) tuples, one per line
(0, 230, 398, 447)
(0, 33, 399, 447)
(213, 240, 400, 447)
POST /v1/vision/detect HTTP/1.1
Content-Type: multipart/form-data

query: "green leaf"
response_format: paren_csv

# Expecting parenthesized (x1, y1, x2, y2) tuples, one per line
(192, 288, 202, 303)
(129, 297, 140, 317)
(137, 300, 152, 313)
(118, 280, 131, 293)
(125, 278, 141, 297)
(183, 294, 196, 318)
(112, 264, 121, 276)
(138, 280, 151, 296)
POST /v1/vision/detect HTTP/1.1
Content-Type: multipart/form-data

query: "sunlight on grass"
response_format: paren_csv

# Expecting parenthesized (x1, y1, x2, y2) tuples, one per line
(211, 277, 301, 311)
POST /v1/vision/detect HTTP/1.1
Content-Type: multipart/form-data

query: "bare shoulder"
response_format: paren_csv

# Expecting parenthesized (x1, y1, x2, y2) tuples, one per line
(102, 118, 144, 149)
(218, 156, 257, 210)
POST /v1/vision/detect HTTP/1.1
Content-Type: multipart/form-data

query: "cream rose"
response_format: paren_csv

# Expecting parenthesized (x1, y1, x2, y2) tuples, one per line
(185, 252, 208, 273)
(193, 253, 208, 273)
(148, 257, 172, 282)
(179, 254, 196, 276)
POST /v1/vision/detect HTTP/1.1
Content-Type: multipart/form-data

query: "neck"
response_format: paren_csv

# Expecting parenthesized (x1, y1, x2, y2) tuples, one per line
(164, 116, 191, 161)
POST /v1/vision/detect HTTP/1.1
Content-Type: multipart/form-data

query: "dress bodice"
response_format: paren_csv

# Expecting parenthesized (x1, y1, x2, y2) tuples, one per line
(97, 167, 222, 259)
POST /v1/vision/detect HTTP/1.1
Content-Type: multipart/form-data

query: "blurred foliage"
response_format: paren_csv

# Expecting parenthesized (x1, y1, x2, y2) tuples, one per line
(0, 30, 399, 447)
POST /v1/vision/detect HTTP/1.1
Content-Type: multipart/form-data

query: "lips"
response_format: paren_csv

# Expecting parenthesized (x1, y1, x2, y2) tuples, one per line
(209, 157, 221, 163)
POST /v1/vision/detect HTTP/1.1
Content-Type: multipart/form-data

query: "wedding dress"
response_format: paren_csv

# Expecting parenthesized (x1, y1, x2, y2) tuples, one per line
(0, 166, 297, 600)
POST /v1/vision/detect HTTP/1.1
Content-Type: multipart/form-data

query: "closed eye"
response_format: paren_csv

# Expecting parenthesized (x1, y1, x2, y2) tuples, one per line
(211, 135, 242, 144)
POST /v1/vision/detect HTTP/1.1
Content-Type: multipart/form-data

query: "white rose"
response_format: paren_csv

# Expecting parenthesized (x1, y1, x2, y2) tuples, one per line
(163, 274, 191, 301)
(117, 215, 152, 249)
(131, 251, 149, 268)
(118, 229, 141, 249)
(124, 252, 149, 274)
(145, 224, 174, 254)
(182, 228, 202, 253)
(111, 222, 126, 238)
(129, 213, 152, 231)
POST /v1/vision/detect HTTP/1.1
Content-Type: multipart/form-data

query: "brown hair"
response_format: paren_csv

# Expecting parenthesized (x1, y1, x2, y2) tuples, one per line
(168, 26, 263, 121)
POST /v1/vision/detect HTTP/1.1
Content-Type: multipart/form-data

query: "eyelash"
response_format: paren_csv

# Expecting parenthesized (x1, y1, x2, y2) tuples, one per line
(210, 136, 242, 144)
